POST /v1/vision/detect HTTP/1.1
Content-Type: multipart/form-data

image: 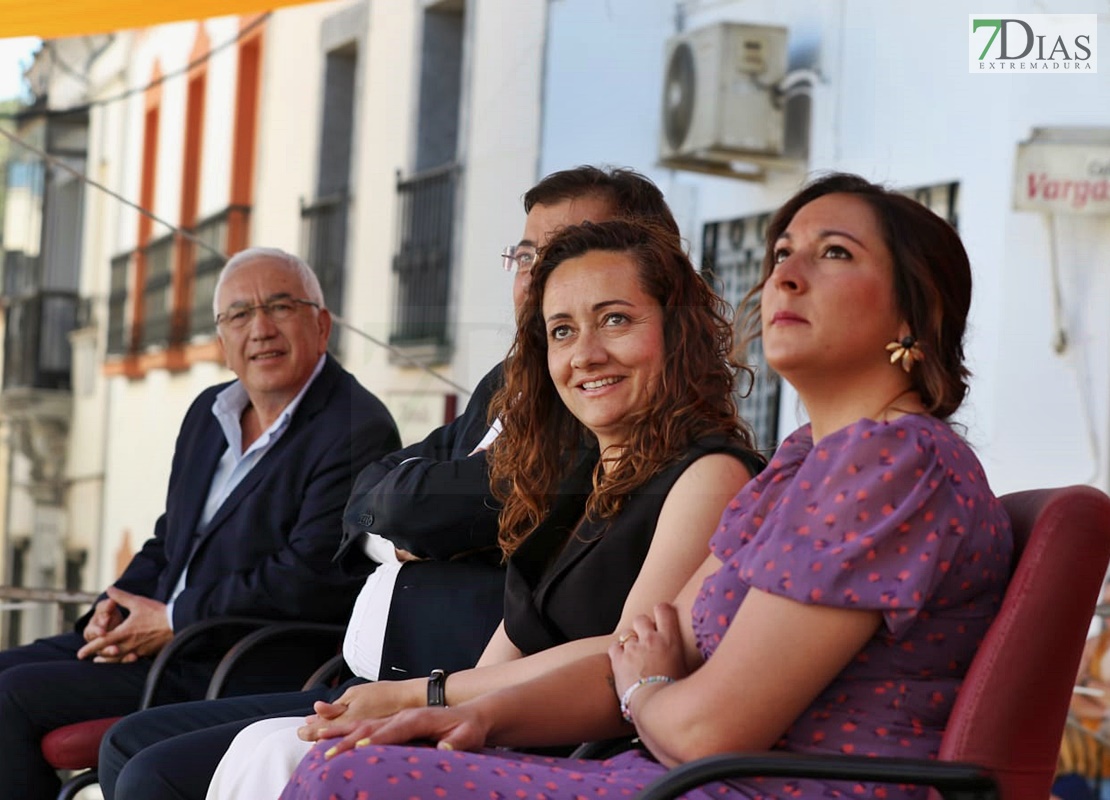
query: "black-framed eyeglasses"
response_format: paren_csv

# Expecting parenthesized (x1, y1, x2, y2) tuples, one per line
(215, 298, 320, 329)
(500, 244, 538, 274)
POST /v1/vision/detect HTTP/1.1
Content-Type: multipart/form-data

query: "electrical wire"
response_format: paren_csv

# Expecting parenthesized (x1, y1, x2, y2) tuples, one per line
(0, 110, 472, 397)
(1045, 212, 1101, 486)
(0, 13, 270, 121)
(0, 123, 221, 259)
(1046, 212, 1068, 355)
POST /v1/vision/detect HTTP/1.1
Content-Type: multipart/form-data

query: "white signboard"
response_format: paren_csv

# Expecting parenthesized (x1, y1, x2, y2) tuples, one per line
(1013, 142, 1110, 215)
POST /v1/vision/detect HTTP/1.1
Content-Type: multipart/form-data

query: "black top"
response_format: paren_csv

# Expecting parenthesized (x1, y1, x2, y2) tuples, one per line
(503, 436, 763, 655)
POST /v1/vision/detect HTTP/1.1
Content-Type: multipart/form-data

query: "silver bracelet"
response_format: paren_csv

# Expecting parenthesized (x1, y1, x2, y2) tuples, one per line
(619, 675, 674, 724)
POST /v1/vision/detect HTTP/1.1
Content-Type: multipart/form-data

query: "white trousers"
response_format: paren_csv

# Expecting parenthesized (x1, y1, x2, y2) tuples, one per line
(204, 716, 312, 800)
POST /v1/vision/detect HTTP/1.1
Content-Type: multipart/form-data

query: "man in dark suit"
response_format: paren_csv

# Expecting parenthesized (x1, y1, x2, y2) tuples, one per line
(0, 247, 400, 800)
(98, 166, 681, 800)
(334, 361, 507, 681)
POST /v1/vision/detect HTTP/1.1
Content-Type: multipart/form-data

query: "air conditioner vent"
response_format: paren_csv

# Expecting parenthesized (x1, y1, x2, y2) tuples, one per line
(659, 22, 789, 165)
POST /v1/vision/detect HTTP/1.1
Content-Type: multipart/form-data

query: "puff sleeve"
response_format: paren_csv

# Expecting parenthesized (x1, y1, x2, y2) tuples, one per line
(728, 419, 990, 638)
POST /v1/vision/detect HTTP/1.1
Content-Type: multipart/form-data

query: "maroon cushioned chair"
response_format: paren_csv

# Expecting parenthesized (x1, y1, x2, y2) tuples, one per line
(636, 485, 1110, 800)
(42, 618, 345, 800)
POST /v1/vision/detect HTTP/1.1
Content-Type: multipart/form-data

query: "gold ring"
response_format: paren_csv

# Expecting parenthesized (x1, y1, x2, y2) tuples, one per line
(617, 631, 638, 646)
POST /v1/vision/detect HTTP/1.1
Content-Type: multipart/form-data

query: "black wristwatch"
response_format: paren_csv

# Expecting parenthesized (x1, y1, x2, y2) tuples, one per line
(427, 668, 448, 707)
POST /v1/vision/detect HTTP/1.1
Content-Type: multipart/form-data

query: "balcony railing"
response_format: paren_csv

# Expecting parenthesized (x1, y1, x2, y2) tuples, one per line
(139, 232, 176, 349)
(300, 194, 347, 319)
(107, 204, 252, 354)
(2, 248, 41, 298)
(0, 585, 98, 649)
(390, 164, 457, 349)
(106, 249, 133, 355)
(2, 289, 79, 391)
(189, 206, 249, 339)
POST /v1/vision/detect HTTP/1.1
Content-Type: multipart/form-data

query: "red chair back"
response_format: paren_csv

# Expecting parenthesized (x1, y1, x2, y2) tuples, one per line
(938, 485, 1110, 800)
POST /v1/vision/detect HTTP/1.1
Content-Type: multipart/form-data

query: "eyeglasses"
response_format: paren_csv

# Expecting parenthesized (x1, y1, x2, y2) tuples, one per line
(215, 298, 320, 329)
(500, 244, 538, 274)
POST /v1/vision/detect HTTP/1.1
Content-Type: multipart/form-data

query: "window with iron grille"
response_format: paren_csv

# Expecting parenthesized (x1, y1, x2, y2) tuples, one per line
(907, 181, 960, 228)
(189, 206, 249, 339)
(300, 193, 347, 322)
(701, 182, 959, 454)
(139, 233, 175, 349)
(389, 164, 457, 352)
(701, 212, 780, 454)
(106, 250, 132, 355)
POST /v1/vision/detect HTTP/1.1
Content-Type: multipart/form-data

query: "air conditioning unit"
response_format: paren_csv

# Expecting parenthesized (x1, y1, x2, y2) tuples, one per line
(659, 22, 789, 164)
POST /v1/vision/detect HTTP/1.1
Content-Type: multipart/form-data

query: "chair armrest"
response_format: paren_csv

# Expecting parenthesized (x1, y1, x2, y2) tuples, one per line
(140, 617, 277, 708)
(204, 622, 346, 699)
(570, 737, 639, 760)
(636, 752, 998, 800)
(301, 653, 351, 691)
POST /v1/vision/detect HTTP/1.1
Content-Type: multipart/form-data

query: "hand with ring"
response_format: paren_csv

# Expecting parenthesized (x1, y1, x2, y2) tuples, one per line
(609, 603, 689, 703)
(617, 630, 638, 647)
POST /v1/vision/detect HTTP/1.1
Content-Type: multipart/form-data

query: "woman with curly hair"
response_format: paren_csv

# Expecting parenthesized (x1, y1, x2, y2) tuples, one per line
(280, 174, 1012, 800)
(205, 217, 762, 798)
(293, 215, 762, 735)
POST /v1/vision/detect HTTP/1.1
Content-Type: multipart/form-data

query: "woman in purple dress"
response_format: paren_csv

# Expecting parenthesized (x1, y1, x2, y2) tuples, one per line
(280, 173, 1013, 800)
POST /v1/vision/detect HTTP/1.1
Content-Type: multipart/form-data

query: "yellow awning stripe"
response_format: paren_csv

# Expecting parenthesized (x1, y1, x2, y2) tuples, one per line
(0, 0, 333, 38)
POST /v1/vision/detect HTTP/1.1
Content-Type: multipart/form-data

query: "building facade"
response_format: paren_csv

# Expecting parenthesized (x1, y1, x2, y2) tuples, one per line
(0, 0, 1107, 640)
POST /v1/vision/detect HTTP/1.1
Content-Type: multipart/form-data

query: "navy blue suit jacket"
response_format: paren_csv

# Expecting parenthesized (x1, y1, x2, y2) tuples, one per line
(84, 354, 401, 635)
(337, 364, 506, 677)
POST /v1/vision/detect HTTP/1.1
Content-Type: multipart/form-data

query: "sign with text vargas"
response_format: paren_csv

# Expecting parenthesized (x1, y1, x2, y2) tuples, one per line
(1013, 141, 1110, 215)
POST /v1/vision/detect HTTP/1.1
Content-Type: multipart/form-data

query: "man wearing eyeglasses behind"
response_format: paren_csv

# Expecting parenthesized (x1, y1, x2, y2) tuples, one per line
(0, 246, 400, 800)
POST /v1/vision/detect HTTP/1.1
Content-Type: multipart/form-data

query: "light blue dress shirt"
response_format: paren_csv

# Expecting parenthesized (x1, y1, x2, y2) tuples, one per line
(165, 354, 327, 628)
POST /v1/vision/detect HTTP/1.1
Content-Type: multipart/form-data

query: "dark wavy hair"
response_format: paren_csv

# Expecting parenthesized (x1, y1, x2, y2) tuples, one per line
(739, 173, 972, 420)
(523, 165, 680, 237)
(489, 218, 756, 556)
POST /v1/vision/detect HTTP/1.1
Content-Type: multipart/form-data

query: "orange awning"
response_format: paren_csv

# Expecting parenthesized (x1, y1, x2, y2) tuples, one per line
(0, 0, 333, 38)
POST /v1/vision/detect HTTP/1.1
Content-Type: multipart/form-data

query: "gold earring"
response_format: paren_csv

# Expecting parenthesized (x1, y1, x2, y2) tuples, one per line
(886, 335, 925, 373)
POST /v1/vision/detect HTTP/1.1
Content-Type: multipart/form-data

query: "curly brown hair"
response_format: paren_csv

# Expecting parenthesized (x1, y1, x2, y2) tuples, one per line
(488, 219, 757, 557)
(738, 173, 972, 420)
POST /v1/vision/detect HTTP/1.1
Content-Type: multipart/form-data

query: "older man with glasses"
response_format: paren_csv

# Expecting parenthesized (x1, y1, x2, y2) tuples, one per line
(0, 246, 400, 800)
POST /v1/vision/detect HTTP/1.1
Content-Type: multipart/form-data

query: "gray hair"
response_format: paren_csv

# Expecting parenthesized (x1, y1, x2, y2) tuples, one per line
(212, 247, 326, 318)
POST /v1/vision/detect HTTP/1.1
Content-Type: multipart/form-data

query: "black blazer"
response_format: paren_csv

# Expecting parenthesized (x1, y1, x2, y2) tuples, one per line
(81, 354, 401, 637)
(338, 364, 504, 564)
(340, 364, 508, 678)
(504, 437, 762, 655)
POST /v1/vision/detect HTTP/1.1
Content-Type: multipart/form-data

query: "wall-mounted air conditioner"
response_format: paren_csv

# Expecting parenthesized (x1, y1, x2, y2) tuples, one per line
(659, 22, 790, 174)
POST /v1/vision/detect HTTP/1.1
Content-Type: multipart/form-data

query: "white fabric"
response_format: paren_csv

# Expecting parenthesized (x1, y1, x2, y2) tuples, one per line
(204, 716, 310, 800)
(469, 418, 501, 455)
(207, 411, 510, 796)
(341, 534, 402, 681)
(165, 355, 326, 628)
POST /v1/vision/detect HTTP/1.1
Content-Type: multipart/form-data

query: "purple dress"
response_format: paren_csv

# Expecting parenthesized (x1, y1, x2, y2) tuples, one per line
(281, 416, 1012, 800)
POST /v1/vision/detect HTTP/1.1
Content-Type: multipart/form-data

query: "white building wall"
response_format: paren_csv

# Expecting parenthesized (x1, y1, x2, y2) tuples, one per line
(67, 42, 130, 577)
(340, 1, 427, 439)
(251, 1, 352, 256)
(536, 0, 1110, 496)
(53, 0, 1110, 593)
(84, 18, 246, 587)
(97, 361, 229, 587)
(450, 0, 547, 393)
(334, 0, 545, 443)
(198, 17, 242, 220)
